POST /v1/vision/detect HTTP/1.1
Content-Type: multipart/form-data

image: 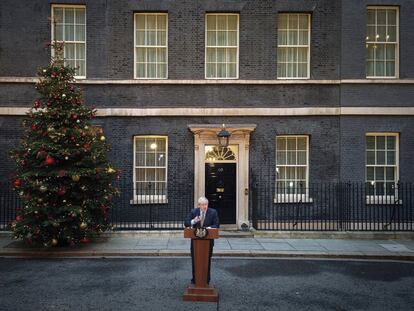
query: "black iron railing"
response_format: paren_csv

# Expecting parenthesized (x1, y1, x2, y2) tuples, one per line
(1, 181, 413, 231)
(251, 182, 414, 231)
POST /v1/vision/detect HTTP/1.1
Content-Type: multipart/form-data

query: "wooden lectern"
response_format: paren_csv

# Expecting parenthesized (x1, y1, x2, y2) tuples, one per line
(183, 227, 219, 302)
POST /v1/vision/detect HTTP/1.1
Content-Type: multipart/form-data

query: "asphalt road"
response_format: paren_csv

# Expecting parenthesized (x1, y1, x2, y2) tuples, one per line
(0, 257, 413, 311)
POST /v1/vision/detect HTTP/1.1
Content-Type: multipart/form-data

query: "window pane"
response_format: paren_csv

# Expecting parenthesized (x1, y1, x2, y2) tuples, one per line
(366, 136, 375, 149)
(367, 10, 375, 25)
(65, 8, 74, 24)
(287, 137, 296, 150)
(75, 8, 85, 24)
(227, 15, 238, 30)
(287, 151, 296, 165)
(55, 24, 64, 41)
(157, 15, 167, 30)
(297, 167, 306, 179)
(387, 136, 396, 149)
(146, 153, 156, 166)
(387, 151, 396, 165)
(367, 151, 375, 165)
(146, 168, 156, 181)
(228, 31, 237, 46)
(207, 31, 216, 46)
(297, 151, 306, 165)
(227, 63, 236, 78)
(377, 10, 387, 25)
(156, 168, 166, 181)
(65, 43, 75, 60)
(157, 31, 166, 45)
(136, 153, 145, 166)
(157, 64, 166, 78)
(206, 15, 216, 30)
(298, 31, 308, 45)
(147, 48, 156, 62)
(386, 167, 395, 180)
(286, 167, 295, 179)
(367, 26, 375, 42)
(217, 31, 227, 46)
(217, 15, 227, 30)
(147, 15, 156, 29)
(376, 151, 385, 165)
(387, 26, 397, 42)
(217, 48, 226, 62)
(277, 166, 285, 179)
(298, 63, 307, 78)
(227, 48, 237, 62)
(367, 167, 375, 180)
(217, 63, 226, 78)
(376, 45, 386, 60)
(377, 26, 386, 42)
(386, 61, 395, 76)
(377, 136, 385, 149)
(277, 137, 286, 151)
(147, 31, 156, 45)
(206, 63, 216, 78)
(54, 8, 63, 23)
(278, 30, 288, 45)
(376, 167, 385, 181)
(278, 14, 288, 29)
(65, 24, 75, 41)
(136, 15, 145, 29)
(276, 151, 286, 165)
(156, 153, 166, 166)
(289, 14, 298, 29)
(76, 60, 85, 76)
(298, 15, 308, 29)
(136, 168, 145, 181)
(75, 25, 85, 41)
(137, 63, 146, 78)
(75, 43, 85, 59)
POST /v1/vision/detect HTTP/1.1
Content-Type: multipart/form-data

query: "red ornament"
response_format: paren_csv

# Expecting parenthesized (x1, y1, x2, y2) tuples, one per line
(59, 170, 65, 177)
(81, 237, 89, 244)
(46, 101, 51, 107)
(83, 143, 89, 150)
(34, 100, 40, 108)
(72, 114, 78, 120)
(45, 155, 55, 165)
(31, 124, 38, 131)
(57, 186, 66, 196)
(81, 132, 86, 137)
(13, 178, 22, 187)
(16, 215, 23, 222)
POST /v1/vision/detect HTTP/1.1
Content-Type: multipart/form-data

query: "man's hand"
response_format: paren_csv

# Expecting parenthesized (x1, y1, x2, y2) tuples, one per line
(193, 216, 200, 223)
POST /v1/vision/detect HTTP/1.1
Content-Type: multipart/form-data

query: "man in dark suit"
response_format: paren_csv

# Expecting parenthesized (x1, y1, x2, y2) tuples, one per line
(184, 196, 220, 284)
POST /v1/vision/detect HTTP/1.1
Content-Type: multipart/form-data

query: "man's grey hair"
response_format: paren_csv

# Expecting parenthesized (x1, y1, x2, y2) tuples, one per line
(197, 196, 209, 205)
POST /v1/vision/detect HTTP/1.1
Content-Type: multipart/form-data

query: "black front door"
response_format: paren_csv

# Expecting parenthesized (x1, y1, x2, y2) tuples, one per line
(205, 163, 236, 224)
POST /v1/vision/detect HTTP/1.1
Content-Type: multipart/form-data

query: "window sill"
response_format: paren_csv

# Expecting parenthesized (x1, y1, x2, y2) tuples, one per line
(130, 196, 168, 205)
(274, 195, 313, 203)
(365, 197, 402, 205)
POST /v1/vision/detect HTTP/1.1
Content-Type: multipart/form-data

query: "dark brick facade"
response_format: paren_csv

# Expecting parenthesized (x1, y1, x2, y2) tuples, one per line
(0, 1, 414, 226)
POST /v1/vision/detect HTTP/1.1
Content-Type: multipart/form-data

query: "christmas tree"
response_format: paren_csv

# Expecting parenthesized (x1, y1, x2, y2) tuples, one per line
(9, 42, 119, 247)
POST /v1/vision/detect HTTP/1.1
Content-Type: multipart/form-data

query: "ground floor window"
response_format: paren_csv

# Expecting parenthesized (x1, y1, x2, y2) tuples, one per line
(133, 136, 167, 204)
(366, 133, 399, 203)
(275, 135, 309, 202)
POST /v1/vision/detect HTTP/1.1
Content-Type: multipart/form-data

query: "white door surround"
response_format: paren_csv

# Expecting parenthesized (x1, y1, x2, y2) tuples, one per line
(188, 124, 256, 229)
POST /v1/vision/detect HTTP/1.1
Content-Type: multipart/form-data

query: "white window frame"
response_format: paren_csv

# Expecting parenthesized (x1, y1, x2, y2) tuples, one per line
(131, 135, 168, 204)
(134, 13, 168, 80)
(205, 13, 239, 79)
(277, 13, 311, 80)
(366, 6, 399, 79)
(51, 4, 87, 79)
(275, 135, 312, 203)
(365, 132, 400, 204)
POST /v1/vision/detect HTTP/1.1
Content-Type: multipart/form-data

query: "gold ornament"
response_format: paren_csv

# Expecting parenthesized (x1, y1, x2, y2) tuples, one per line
(39, 185, 47, 192)
(100, 135, 106, 141)
(72, 175, 80, 182)
(51, 239, 58, 246)
(80, 222, 87, 230)
(107, 167, 116, 174)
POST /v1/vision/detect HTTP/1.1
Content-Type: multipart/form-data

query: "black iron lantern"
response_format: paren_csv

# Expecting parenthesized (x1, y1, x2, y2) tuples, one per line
(217, 124, 231, 147)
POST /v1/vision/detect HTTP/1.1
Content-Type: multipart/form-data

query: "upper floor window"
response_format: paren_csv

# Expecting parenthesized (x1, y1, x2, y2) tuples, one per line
(366, 7, 399, 78)
(133, 136, 168, 203)
(134, 13, 168, 79)
(366, 133, 399, 201)
(276, 135, 309, 202)
(51, 5, 86, 78)
(205, 13, 239, 79)
(277, 13, 310, 79)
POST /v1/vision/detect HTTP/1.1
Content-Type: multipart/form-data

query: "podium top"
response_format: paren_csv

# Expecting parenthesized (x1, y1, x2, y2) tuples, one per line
(184, 227, 219, 239)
